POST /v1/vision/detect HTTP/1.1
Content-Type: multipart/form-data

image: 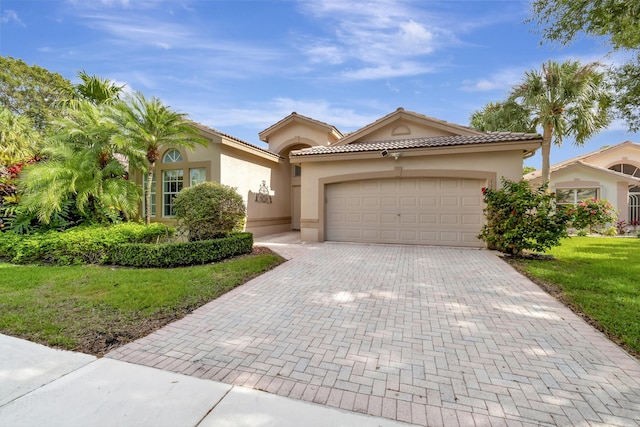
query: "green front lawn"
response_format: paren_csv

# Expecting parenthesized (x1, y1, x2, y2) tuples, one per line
(0, 251, 284, 355)
(511, 237, 640, 356)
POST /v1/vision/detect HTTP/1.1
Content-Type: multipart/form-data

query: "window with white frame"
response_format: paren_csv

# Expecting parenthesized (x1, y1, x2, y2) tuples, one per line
(163, 170, 183, 217)
(142, 172, 156, 217)
(555, 188, 599, 206)
(163, 149, 183, 163)
(190, 168, 206, 186)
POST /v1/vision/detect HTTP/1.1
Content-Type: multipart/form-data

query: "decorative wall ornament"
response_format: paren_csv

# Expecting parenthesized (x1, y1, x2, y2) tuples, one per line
(255, 180, 272, 203)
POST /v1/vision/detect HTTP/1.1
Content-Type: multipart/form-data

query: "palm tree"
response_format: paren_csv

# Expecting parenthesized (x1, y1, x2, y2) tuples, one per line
(509, 60, 611, 183)
(75, 70, 124, 105)
(18, 100, 141, 224)
(116, 92, 207, 225)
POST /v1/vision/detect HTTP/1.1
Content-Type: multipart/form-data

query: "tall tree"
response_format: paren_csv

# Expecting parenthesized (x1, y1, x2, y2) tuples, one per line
(471, 60, 611, 184)
(530, 0, 640, 131)
(0, 56, 74, 134)
(115, 92, 207, 225)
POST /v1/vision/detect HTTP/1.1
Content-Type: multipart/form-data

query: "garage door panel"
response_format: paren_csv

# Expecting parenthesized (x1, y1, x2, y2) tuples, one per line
(400, 214, 417, 224)
(381, 213, 398, 224)
(439, 179, 459, 190)
(419, 214, 438, 224)
(363, 197, 380, 208)
(440, 215, 459, 225)
(440, 196, 459, 207)
(419, 196, 437, 206)
(362, 213, 379, 223)
(400, 196, 417, 207)
(462, 214, 482, 225)
(326, 178, 484, 247)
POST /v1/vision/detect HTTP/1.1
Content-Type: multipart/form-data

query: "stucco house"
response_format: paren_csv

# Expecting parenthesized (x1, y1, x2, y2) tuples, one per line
(525, 141, 640, 223)
(144, 108, 542, 247)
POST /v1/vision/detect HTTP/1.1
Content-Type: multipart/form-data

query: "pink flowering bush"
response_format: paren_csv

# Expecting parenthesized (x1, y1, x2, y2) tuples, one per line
(565, 198, 617, 233)
(478, 179, 570, 256)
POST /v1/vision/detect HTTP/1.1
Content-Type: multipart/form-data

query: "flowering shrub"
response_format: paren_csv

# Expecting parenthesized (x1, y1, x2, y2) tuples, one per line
(566, 198, 617, 233)
(478, 179, 570, 256)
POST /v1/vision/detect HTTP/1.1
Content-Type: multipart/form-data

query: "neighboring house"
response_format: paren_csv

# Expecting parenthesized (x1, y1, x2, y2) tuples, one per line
(144, 108, 542, 247)
(525, 141, 640, 223)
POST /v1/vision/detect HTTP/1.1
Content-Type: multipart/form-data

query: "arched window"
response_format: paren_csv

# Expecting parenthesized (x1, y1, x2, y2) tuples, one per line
(609, 163, 640, 192)
(162, 149, 183, 163)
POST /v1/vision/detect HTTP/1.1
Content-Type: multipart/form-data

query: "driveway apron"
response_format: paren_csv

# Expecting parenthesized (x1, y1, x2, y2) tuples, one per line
(107, 241, 640, 426)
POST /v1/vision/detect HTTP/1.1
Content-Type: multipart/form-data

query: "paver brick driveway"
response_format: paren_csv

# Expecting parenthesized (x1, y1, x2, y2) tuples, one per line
(108, 239, 640, 426)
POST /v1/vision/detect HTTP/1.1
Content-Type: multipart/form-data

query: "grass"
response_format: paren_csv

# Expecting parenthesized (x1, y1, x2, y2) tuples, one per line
(0, 251, 284, 355)
(510, 236, 640, 356)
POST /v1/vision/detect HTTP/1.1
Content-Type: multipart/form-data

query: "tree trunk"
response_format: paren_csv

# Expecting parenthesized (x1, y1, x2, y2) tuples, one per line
(541, 124, 553, 186)
(145, 162, 155, 226)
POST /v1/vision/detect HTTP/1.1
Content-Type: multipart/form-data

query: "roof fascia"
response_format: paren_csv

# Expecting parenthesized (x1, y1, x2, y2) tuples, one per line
(291, 140, 541, 163)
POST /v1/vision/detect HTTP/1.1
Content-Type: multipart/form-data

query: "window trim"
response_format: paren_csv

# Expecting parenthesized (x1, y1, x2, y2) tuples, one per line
(162, 169, 184, 217)
(555, 187, 600, 206)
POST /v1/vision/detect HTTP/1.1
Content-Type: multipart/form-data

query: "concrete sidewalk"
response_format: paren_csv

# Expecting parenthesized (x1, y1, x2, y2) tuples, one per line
(0, 334, 408, 427)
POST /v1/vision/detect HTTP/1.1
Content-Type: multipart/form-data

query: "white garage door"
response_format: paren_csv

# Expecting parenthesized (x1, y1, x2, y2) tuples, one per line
(325, 177, 485, 247)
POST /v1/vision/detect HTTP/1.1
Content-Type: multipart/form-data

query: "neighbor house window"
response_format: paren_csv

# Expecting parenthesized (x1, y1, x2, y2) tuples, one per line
(163, 170, 183, 217)
(293, 165, 301, 177)
(142, 172, 156, 217)
(163, 149, 183, 163)
(556, 188, 599, 206)
(190, 168, 206, 186)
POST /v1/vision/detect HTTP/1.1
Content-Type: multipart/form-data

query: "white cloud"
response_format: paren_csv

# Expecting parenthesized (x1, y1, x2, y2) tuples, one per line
(342, 62, 434, 80)
(460, 68, 528, 93)
(296, 0, 452, 80)
(1, 10, 25, 26)
(196, 97, 380, 133)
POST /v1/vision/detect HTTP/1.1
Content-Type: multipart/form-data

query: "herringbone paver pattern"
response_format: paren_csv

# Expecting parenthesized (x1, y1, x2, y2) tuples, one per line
(108, 240, 640, 426)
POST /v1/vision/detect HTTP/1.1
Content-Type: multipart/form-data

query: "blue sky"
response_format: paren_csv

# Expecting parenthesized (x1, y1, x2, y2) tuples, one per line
(1, 0, 638, 169)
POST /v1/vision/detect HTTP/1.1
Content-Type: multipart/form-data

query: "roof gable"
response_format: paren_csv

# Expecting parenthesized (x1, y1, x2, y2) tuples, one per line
(333, 108, 483, 146)
(259, 112, 343, 143)
(525, 160, 640, 185)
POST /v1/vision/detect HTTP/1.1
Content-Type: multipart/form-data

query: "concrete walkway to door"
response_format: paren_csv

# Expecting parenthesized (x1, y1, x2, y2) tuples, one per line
(108, 235, 640, 426)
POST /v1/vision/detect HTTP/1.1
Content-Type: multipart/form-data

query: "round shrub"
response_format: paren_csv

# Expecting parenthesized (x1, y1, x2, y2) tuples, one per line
(478, 179, 570, 256)
(173, 182, 246, 241)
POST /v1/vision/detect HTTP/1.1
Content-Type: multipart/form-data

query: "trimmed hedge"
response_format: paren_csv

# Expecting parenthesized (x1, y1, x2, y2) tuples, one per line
(107, 232, 253, 268)
(0, 223, 174, 265)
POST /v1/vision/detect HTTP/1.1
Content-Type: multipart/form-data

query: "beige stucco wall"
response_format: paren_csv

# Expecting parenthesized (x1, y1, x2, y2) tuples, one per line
(297, 149, 524, 242)
(355, 119, 456, 142)
(266, 122, 332, 154)
(585, 144, 640, 169)
(547, 167, 624, 219)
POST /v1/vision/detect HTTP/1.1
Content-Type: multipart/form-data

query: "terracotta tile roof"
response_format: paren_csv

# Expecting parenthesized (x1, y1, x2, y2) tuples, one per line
(189, 121, 282, 159)
(525, 140, 640, 180)
(290, 132, 541, 157)
(525, 160, 640, 183)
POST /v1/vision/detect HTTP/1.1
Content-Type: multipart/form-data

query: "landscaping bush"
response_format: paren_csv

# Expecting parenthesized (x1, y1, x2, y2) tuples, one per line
(0, 223, 173, 265)
(173, 182, 246, 241)
(107, 232, 253, 268)
(566, 198, 617, 234)
(478, 179, 570, 256)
